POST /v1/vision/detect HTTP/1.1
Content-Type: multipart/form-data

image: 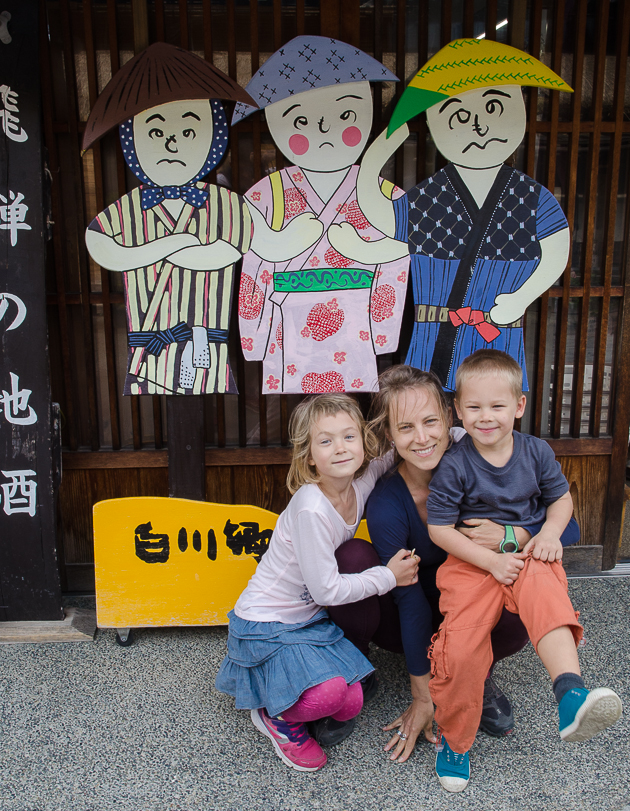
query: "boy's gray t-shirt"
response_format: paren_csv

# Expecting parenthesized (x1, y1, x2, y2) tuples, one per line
(427, 431, 569, 527)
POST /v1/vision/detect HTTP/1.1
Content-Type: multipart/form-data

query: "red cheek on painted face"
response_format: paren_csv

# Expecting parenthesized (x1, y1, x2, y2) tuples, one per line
(289, 134, 310, 155)
(342, 126, 362, 147)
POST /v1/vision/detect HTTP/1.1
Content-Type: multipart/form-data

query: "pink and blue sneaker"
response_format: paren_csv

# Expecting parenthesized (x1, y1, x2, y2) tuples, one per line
(251, 708, 327, 771)
(559, 687, 622, 742)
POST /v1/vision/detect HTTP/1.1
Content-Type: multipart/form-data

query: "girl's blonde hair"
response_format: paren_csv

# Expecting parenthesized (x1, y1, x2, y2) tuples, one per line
(287, 394, 378, 494)
(368, 365, 452, 461)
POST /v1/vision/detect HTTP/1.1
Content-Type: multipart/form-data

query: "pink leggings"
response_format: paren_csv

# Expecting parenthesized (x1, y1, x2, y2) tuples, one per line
(281, 677, 363, 723)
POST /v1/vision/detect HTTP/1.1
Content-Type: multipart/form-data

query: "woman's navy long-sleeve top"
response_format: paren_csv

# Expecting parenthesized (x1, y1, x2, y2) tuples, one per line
(366, 469, 446, 677)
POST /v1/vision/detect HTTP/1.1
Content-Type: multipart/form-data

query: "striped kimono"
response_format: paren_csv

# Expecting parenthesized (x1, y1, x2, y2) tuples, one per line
(89, 183, 252, 395)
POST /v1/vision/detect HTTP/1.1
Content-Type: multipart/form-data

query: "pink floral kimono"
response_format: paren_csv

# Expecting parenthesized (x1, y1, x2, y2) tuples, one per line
(238, 165, 409, 393)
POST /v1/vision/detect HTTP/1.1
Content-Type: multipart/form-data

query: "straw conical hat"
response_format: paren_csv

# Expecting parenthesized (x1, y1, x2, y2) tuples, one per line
(388, 38, 572, 135)
(83, 42, 256, 150)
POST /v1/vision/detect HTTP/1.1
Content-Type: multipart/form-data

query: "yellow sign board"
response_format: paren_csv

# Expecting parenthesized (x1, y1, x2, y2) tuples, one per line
(94, 498, 280, 628)
(94, 497, 373, 630)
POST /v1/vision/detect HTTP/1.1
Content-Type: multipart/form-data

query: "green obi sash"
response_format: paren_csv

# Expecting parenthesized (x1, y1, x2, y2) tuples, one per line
(273, 268, 374, 293)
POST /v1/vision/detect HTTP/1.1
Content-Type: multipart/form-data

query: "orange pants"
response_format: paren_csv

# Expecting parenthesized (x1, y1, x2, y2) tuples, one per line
(428, 554, 583, 753)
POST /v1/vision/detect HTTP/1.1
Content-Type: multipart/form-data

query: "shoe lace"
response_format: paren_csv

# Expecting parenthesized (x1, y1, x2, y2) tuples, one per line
(449, 749, 467, 767)
(274, 717, 310, 746)
(437, 736, 467, 770)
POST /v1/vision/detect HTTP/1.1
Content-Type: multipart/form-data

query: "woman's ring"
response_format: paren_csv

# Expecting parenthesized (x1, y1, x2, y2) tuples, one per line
(396, 730, 408, 740)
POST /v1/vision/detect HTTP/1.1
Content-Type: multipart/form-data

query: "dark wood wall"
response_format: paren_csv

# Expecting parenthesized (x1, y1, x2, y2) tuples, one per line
(44, 0, 630, 591)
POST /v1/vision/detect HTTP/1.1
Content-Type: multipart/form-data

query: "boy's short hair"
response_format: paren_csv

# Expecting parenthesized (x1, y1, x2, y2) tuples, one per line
(286, 394, 378, 494)
(455, 350, 524, 401)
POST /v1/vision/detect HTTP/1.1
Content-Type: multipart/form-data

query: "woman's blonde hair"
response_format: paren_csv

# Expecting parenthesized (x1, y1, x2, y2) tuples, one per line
(368, 365, 451, 461)
(287, 393, 378, 494)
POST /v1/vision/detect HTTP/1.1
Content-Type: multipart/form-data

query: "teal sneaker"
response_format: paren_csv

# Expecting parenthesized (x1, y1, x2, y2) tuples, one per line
(559, 687, 622, 742)
(435, 736, 470, 792)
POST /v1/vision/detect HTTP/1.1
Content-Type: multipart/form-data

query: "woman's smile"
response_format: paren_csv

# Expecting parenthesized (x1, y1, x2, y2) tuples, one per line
(411, 444, 438, 457)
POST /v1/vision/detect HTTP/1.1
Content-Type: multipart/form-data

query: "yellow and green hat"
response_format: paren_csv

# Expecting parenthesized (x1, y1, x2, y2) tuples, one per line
(387, 38, 573, 136)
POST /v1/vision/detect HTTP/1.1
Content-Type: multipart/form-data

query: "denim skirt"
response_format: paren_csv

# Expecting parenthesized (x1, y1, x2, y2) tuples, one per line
(215, 610, 373, 718)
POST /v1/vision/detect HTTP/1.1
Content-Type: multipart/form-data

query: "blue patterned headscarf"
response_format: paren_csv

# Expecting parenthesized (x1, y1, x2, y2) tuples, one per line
(232, 36, 398, 124)
(119, 99, 229, 211)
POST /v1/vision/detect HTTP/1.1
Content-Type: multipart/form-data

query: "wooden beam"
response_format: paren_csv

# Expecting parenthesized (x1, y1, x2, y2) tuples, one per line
(563, 545, 603, 575)
(62, 438, 613, 471)
(0, 607, 96, 644)
(63, 447, 294, 469)
(548, 438, 613, 456)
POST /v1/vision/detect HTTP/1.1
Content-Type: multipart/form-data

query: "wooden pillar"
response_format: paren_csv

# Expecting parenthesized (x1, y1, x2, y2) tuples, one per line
(167, 397, 206, 500)
(602, 0, 630, 569)
(508, 0, 527, 49)
(130, 0, 207, 502)
(320, 0, 339, 37)
(320, 0, 361, 45)
(0, 0, 63, 620)
(132, 0, 150, 52)
(341, 0, 361, 46)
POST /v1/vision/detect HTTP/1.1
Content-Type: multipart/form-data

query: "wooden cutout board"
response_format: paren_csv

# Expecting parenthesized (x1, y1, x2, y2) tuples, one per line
(82, 43, 257, 397)
(94, 497, 371, 629)
(236, 36, 408, 395)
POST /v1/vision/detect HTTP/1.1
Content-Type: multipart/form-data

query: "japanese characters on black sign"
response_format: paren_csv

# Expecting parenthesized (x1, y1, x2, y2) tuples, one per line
(0, 1, 63, 620)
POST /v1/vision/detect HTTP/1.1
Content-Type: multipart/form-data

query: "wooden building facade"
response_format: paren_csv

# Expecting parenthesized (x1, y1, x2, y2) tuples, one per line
(42, 0, 630, 592)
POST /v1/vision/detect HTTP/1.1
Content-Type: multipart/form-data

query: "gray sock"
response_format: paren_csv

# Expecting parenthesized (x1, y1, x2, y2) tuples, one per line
(552, 672, 585, 704)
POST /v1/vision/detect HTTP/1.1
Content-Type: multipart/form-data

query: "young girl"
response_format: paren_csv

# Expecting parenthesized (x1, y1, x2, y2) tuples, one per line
(215, 394, 418, 772)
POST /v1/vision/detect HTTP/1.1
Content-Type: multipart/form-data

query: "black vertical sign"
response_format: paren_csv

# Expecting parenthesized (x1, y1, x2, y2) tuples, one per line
(0, 1, 63, 620)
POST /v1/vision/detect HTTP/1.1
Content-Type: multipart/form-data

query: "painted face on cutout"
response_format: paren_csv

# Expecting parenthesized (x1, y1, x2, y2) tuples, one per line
(426, 85, 526, 170)
(265, 81, 373, 173)
(133, 99, 215, 187)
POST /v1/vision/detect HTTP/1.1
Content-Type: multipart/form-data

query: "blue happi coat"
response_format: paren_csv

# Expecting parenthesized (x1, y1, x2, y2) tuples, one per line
(393, 164, 567, 391)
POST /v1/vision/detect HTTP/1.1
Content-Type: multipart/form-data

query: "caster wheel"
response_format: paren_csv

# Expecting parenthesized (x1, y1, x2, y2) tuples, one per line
(115, 629, 134, 647)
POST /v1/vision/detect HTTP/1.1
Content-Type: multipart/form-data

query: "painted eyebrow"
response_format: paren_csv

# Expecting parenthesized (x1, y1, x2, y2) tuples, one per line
(282, 103, 302, 117)
(145, 113, 166, 123)
(182, 112, 201, 120)
(482, 89, 512, 98)
(438, 97, 462, 113)
(336, 94, 363, 101)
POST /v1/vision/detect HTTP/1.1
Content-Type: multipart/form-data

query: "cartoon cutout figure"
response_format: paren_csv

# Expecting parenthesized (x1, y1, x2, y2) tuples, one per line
(83, 43, 321, 396)
(233, 36, 409, 394)
(329, 38, 573, 391)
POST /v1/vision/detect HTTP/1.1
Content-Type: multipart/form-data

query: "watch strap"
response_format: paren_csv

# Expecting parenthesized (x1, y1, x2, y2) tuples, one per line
(500, 525, 518, 553)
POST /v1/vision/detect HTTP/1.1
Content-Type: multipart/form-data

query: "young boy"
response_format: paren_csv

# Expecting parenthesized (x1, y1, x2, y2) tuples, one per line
(426, 349, 622, 793)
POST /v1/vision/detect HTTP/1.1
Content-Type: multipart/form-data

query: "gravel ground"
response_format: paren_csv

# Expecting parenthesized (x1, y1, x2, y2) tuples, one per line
(0, 578, 628, 811)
